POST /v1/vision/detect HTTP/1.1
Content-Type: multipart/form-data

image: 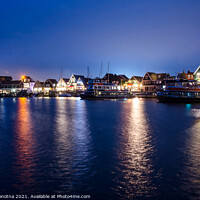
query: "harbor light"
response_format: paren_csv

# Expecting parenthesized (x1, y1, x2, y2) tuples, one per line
(134, 83, 138, 88)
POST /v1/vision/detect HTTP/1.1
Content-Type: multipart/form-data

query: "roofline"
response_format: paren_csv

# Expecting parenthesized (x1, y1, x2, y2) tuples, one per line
(45, 79, 57, 85)
(194, 66, 200, 75)
(130, 75, 138, 82)
(142, 72, 153, 81)
(58, 77, 69, 80)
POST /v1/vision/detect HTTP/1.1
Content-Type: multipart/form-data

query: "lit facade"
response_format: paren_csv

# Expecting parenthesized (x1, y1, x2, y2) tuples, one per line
(21, 76, 35, 92)
(194, 66, 200, 82)
(33, 81, 44, 93)
(56, 78, 69, 91)
(142, 72, 170, 92)
(0, 80, 23, 96)
(43, 79, 57, 95)
(123, 76, 143, 91)
(68, 75, 86, 91)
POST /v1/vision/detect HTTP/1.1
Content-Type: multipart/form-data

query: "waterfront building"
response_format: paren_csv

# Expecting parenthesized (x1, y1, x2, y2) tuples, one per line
(186, 70, 194, 80)
(84, 78, 92, 86)
(43, 79, 57, 95)
(0, 80, 23, 96)
(102, 73, 129, 85)
(177, 70, 194, 81)
(56, 78, 69, 91)
(0, 76, 12, 82)
(33, 81, 44, 93)
(68, 75, 86, 91)
(142, 72, 170, 92)
(0, 76, 13, 95)
(194, 66, 200, 81)
(21, 76, 35, 92)
(123, 75, 143, 91)
(118, 74, 129, 85)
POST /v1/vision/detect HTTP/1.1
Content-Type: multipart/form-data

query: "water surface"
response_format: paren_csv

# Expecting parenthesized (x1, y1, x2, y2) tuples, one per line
(0, 97, 200, 199)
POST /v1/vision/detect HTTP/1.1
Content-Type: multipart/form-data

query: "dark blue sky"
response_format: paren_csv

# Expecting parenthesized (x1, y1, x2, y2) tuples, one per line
(1, 0, 200, 80)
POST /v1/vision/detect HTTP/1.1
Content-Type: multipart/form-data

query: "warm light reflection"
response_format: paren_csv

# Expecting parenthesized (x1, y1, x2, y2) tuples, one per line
(55, 98, 73, 168)
(72, 99, 91, 182)
(72, 98, 90, 160)
(74, 99, 89, 142)
(133, 97, 140, 103)
(55, 98, 90, 174)
(115, 99, 156, 198)
(14, 98, 36, 191)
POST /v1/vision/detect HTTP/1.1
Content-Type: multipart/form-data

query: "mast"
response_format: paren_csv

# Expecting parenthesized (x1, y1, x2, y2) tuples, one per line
(99, 62, 103, 79)
(87, 66, 90, 78)
(58, 66, 63, 85)
(108, 61, 110, 83)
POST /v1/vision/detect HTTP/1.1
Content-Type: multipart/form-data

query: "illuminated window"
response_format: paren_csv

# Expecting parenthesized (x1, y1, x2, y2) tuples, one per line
(197, 73, 200, 79)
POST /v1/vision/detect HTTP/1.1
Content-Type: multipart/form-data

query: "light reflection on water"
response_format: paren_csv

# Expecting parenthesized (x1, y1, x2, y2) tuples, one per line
(0, 98, 200, 199)
(55, 98, 74, 175)
(54, 98, 91, 193)
(14, 98, 36, 192)
(114, 98, 157, 199)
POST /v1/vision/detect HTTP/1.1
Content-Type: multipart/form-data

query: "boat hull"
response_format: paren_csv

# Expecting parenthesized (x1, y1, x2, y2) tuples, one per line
(80, 93, 134, 100)
(158, 96, 200, 103)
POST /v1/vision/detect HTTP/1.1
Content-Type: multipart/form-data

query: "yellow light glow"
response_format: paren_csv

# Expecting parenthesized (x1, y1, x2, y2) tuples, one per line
(21, 76, 25, 79)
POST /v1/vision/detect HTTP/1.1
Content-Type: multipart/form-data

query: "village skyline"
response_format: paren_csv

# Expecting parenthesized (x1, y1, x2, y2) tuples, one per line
(1, 65, 200, 98)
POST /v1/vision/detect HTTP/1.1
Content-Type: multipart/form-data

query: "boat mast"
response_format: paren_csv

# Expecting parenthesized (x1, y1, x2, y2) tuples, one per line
(87, 66, 90, 78)
(108, 61, 110, 83)
(58, 66, 63, 86)
(99, 62, 103, 79)
(61, 66, 63, 86)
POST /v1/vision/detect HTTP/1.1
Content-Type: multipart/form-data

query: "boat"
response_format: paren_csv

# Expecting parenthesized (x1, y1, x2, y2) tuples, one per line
(157, 80, 200, 103)
(57, 93, 71, 97)
(135, 92, 157, 98)
(80, 79, 134, 99)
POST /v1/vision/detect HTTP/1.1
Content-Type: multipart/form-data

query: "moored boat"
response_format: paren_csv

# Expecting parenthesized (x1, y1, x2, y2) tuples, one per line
(57, 93, 71, 97)
(80, 79, 134, 99)
(157, 80, 200, 103)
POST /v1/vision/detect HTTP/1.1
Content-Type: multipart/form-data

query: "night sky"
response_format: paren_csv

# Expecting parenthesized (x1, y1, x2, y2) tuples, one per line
(1, 0, 200, 81)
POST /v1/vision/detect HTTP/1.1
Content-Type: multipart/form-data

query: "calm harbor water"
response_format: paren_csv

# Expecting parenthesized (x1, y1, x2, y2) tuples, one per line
(0, 97, 200, 199)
